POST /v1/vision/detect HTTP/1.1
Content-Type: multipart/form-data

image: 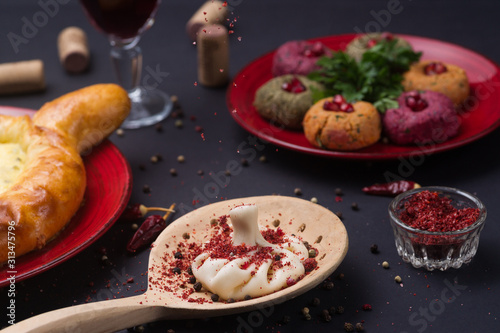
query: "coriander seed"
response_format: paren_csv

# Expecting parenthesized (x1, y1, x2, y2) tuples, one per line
(174, 119, 183, 128)
(395, 275, 402, 283)
(294, 188, 302, 196)
(344, 322, 354, 332)
(177, 155, 185, 163)
(310, 197, 318, 203)
(382, 261, 390, 269)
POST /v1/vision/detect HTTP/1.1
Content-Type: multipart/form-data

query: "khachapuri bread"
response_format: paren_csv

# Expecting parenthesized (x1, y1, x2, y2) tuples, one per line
(0, 84, 130, 262)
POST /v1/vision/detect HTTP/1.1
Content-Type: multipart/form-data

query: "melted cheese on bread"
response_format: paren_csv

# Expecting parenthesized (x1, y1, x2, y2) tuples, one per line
(0, 143, 26, 194)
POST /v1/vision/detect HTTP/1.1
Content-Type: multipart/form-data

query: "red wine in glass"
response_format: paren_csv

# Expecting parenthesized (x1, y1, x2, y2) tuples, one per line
(80, 0, 172, 129)
(80, 0, 159, 41)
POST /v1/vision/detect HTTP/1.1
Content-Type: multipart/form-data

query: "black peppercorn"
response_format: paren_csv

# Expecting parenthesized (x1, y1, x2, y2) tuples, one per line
(323, 281, 334, 290)
(188, 276, 196, 284)
(321, 309, 331, 322)
(174, 251, 183, 259)
(274, 255, 281, 261)
(335, 188, 343, 196)
(370, 244, 379, 254)
(351, 202, 359, 211)
(227, 298, 235, 303)
(311, 297, 320, 307)
(172, 267, 181, 274)
(336, 306, 345, 314)
(193, 282, 202, 292)
(187, 266, 193, 275)
(244, 295, 252, 301)
(211, 294, 219, 302)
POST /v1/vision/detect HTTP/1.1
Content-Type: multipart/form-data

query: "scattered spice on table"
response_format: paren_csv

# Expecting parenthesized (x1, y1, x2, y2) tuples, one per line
(370, 244, 379, 254)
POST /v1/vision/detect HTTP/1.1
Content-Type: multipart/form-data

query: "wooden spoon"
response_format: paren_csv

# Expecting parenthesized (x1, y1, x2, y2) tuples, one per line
(3, 195, 348, 333)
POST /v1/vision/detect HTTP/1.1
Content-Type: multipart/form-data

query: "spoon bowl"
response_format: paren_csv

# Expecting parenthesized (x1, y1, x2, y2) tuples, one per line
(3, 195, 348, 333)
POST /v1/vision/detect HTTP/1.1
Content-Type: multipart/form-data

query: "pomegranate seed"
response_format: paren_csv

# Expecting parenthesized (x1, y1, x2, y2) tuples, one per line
(405, 96, 417, 108)
(407, 90, 420, 98)
(332, 94, 345, 104)
(414, 99, 428, 111)
(323, 100, 340, 111)
(405, 92, 428, 111)
(366, 39, 378, 48)
(303, 49, 313, 57)
(281, 77, 306, 93)
(324, 95, 354, 112)
(340, 102, 354, 113)
(380, 32, 394, 41)
(424, 62, 448, 75)
(311, 42, 325, 55)
(303, 42, 325, 57)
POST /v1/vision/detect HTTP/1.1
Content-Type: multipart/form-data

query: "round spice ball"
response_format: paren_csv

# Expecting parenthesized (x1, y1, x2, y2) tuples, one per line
(272, 40, 332, 76)
(303, 97, 382, 151)
(402, 60, 469, 105)
(345, 32, 412, 61)
(253, 74, 324, 130)
(383, 90, 460, 145)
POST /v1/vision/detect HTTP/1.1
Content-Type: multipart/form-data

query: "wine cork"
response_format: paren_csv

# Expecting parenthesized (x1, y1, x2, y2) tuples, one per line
(0, 60, 45, 95)
(197, 24, 229, 87)
(186, 0, 228, 41)
(57, 26, 89, 73)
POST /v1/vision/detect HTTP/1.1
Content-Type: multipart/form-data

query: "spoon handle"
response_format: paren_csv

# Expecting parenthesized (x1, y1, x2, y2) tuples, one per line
(1, 294, 170, 333)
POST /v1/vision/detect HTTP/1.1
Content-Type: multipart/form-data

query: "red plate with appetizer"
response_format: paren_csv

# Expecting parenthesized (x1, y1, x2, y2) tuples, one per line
(226, 33, 500, 159)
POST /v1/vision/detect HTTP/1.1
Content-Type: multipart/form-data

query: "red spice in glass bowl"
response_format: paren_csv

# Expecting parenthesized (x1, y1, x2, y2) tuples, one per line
(388, 186, 486, 271)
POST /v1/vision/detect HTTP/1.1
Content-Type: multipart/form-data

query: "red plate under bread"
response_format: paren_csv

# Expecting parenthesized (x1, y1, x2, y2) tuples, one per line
(0, 106, 132, 286)
(227, 34, 500, 159)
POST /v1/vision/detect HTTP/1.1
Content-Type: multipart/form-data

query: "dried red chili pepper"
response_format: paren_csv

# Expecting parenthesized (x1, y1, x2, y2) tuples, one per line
(126, 215, 166, 252)
(126, 203, 176, 252)
(362, 180, 420, 197)
(121, 203, 175, 221)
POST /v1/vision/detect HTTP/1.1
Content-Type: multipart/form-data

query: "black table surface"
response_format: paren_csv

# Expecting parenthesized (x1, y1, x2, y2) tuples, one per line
(1, 0, 500, 332)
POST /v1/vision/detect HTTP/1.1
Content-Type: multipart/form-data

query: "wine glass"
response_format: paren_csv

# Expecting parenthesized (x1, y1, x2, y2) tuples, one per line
(80, 0, 172, 129)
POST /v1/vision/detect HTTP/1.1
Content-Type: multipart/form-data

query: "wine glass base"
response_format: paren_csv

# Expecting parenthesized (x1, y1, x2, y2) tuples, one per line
(121, 88, 173, 129)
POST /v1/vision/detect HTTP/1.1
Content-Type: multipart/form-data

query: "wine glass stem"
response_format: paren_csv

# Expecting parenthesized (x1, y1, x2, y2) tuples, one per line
(110, 43, 142, 95)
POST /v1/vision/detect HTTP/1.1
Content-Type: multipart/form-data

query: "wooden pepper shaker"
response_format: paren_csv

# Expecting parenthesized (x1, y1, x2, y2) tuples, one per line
(0, 60, 45, 95)
(57, 26, 89, 73)
(186, 0, 228, 41)
(197, 24, 229, 87)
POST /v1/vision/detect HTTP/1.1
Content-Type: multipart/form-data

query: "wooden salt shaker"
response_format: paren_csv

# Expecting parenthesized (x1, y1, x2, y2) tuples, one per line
(197, 24, 229, 87)
(57, 26, 89, 73)
(186, 0, 228, 41)
(0, 60, 45, 95)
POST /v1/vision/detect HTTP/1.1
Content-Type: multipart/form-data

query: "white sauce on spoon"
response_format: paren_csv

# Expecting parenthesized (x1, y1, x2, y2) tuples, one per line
(192, 204, 309, 300)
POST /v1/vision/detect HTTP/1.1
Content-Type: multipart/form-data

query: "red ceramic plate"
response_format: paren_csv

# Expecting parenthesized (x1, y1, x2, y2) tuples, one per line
(0, 106, 132, 286)
(227, 34, 500, 159)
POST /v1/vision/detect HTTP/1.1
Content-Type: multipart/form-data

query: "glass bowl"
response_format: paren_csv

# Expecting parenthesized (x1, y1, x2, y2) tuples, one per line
(388, 186, 487, 271)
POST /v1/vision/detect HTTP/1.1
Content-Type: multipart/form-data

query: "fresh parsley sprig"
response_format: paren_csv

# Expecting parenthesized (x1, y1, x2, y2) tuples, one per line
(308, 39, 422, 112)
